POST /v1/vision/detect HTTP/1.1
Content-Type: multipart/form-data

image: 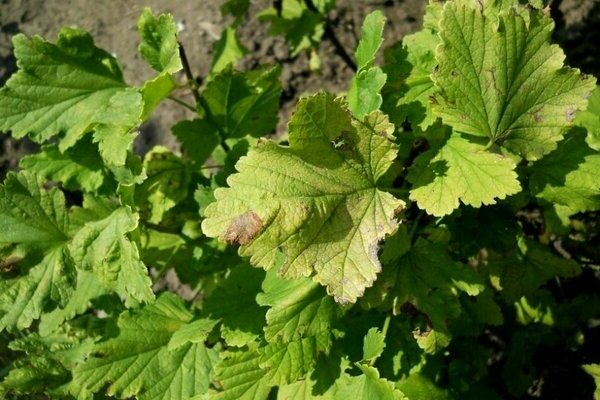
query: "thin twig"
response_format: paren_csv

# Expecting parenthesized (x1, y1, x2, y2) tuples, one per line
(408, 210, 425, 243)
(168, 95, 196, 112)
(178, 41, 231, 152)
(178, 41, 202, 105)
(304, 0, 357, 71)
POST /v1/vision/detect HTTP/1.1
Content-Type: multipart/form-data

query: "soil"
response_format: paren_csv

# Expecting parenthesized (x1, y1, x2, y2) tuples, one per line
(0, 0, 426, 165)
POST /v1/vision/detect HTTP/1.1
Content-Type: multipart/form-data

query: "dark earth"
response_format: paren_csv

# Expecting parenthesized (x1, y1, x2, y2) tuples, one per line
(1, 0, 600, 399)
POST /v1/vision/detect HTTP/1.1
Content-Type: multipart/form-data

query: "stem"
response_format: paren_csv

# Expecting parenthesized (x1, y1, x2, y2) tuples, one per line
(200, 164, 225, 170)
(178, 41, 202, 105)
(408, 210, 425, 243)
(168, 95, 196, 112)
(179, 41, 231, 153)
(304, 0, 357, 71)
(381, 314, 391, 338)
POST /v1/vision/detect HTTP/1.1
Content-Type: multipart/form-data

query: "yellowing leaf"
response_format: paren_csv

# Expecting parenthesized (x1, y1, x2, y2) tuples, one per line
(202, 93, 404, 304)
(409, 134, 521, 217)
(433, 0, 595, 160)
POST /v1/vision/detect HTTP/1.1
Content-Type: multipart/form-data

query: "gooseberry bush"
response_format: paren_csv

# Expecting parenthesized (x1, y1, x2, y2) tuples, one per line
(1, 0, 600, 399)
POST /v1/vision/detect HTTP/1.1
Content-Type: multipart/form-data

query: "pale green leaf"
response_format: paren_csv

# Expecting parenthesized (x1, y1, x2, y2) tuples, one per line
(168, 318, 219, 350)
(433, 0, 596, 160)
(576, 86, 600, 150)
(212, 350, 272, 400)
(19, 136, 106, 192)
(334, 364, 406, 400)
(256, 270, 341, 343)
(349, 11, 387, 119)
(212, 26, 248, 73)
(355, 10, 385, 70)
(582, 364, 600, 400)
(0, 29, 143, 165)
(408, 134, 521, 217)
(362, 327, 386, 363)
(202, 93, 404, 304)
(92, 88, 144, 166)
(71, 293, 219, 400)
(348, 67, 387, 119)
(138, 8, 182, 74)
(530, 129, 600, 212)
(68, 207, 154, 306)
(136, 146, 191, 223)
(396, 373, 452, 400)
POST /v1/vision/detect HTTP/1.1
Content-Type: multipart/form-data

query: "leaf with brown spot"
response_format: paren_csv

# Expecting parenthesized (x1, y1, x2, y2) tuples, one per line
(202, 93, 404, 304)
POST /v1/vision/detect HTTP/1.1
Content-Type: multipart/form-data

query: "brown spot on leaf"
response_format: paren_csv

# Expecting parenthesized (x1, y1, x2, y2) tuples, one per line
(566, 106, 577, 122)
(223, 211, 263, 245)
(0, 256, 22, 272)
(533, 110, 544, 123)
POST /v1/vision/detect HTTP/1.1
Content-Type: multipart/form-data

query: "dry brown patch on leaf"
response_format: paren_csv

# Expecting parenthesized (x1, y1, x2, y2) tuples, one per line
(222, 211, 263, 245)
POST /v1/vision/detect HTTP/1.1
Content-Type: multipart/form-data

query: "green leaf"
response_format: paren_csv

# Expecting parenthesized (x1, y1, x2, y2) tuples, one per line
(396, 373, 452, 400)
(0, 324, 95, 396)
(0, 29, 143, 165)
(0, 172, 69, 245)
(364, 238, 484, 338)
(202, 93, 404, 304)
(486, 237, 581, 301)
(348, 11, 387, 119)
(433, 0, 596, 160)
(355, 10, 385, 70)
(71, 293, 220, 400)
(138, 8, 182, 74)
(0, 247, 74, 332)
(136, 146, 191, 223)
(172, 119, 221, 166)
(575, 86, 600, 150)
(529, 129, 600, 213)
(68, 207, 154, 306)
(199, 66, 281, 140)
(256, 270, 341, 343)
(39, 270, 106, 335)
(92, 88, 144, 166)
(212, 26, 248, 73)
(203, 266, 266, 347)
(19, 135, 106, 192)
(408, 133, 521, 217)
(168, 318, 219, 350)
(348, 67, 387, 119)
(582, 364, 600, 400)
(258, 0, 324, 56)
(212, 350, 272, 400)
(334, 364, 406, 400)
(221, 0, 250, 21)
(362, 327, 386, 363)
(259, 333, 331, 386)
(382, 29, 439, 130)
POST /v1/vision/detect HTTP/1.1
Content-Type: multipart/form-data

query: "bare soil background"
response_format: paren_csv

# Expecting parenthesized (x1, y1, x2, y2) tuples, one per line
(0, 0, 599, 174)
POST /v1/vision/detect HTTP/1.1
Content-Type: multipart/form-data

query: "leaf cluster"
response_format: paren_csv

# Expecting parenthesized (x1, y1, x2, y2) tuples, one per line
(1, 1, 600, 399)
